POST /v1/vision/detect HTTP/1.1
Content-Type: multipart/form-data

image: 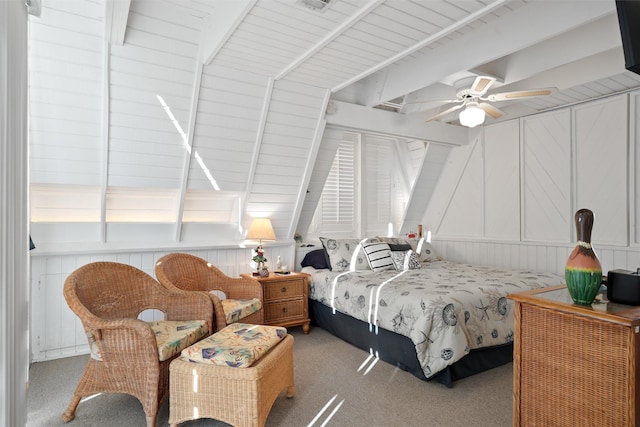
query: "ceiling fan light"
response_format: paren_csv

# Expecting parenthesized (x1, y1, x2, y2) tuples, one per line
(459, 104, 486, 128)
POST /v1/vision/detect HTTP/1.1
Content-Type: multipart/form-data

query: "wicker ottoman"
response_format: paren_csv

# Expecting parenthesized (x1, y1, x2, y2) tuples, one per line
(169, 331, 294, 427)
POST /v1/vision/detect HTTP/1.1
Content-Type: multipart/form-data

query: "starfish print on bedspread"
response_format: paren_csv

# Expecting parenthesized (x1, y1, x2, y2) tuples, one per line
(392, 307, 408, 331)
(476, 299, 490, 320)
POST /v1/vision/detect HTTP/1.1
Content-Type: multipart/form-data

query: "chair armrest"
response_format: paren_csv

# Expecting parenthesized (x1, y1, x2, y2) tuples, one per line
(84, 318, 160, 366)
(158, 289, 214, 334)
(216, 277, 264, 301)
(205, 293, 228, 332)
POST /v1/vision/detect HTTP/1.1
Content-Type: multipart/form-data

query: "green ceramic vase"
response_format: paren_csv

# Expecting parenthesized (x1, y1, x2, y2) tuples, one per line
(565, 208, 602, 305)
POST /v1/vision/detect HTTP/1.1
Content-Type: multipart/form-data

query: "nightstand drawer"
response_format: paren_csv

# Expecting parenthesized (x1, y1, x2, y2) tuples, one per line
(263, 279, 304, 302)
(264, 300, 304, 321)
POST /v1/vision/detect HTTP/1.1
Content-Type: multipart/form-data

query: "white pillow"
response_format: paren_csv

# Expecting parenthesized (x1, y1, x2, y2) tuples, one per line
(361, 241, 394, 272)
(409, 238, 439, 262)
(319, 237, 370, 272)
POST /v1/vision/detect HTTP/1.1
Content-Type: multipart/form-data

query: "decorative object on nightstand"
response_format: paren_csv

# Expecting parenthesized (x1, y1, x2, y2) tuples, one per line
(246, 217, 276, 277)
(241, 271, 311, 334)
(564, 208, 602, 305)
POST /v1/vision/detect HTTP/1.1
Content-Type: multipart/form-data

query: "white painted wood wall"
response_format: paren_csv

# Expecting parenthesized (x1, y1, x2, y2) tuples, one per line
(425, 91, 640, 276)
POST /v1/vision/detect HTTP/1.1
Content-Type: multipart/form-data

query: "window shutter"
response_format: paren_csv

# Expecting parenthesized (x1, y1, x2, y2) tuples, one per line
(365, 142, 393, 236)
(316, 140, 355, 234)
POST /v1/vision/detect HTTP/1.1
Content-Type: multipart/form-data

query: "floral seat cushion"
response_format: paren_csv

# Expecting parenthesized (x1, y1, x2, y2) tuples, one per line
(150, 320, 209, 362)
(88, 319, 208, 362)
(221, 298, 262, 324)
(180, 322, 287, 368)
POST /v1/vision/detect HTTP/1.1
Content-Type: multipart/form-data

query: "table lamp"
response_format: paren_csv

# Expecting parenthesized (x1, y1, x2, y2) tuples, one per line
(246, 218, 276, 276)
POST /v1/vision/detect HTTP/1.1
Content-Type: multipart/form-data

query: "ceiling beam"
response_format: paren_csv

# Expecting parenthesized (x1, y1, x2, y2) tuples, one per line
(105, 0, 130, 46)
(355, 0, 617, 108)
(325, 101, 467, 146)
(402, 14, 624, 115)
(330, 0, 508, 94)
(497, 14, 623, 90)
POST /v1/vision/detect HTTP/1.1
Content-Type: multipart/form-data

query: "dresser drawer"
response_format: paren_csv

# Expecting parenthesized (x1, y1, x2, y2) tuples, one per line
(265, 300, 305, 322)
(263, 279, 304, 302)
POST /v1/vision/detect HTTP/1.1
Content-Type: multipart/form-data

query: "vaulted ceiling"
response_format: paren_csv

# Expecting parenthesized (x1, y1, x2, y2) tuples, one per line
(145, 0, 640, 126)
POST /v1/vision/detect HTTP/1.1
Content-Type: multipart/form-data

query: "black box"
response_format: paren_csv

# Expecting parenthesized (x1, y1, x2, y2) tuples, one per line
(607, 269, 640, 305)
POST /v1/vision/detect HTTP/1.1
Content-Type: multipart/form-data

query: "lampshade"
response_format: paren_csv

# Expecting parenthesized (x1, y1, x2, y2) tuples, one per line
(246, 218, 276, 242)
(459, 102, 486, 128)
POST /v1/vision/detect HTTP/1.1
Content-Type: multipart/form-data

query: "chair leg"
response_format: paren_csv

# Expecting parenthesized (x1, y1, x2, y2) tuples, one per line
(286, 385, 295, 398)
(146, 414, 156, 427)
(62, 395, 81, 422)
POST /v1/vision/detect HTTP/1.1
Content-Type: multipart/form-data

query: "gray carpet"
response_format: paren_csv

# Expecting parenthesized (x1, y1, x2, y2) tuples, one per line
(27, 327, 512, 426)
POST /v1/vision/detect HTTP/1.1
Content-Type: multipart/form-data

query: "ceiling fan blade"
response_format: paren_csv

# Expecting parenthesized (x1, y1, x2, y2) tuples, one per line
(478, 103, 504, 119)
(425, 103, 465, 122)
(486, 87, 556, 102)
(469, 76, 496, 96)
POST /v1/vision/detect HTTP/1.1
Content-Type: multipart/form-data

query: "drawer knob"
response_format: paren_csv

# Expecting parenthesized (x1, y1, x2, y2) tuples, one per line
(282, 307, 287, 313)
(281, 287, 287, 292)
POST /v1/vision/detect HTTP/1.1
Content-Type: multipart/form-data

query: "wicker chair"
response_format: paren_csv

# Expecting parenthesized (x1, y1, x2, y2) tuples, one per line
(62, 262, 213, 427)
(155, 253, 264, 332)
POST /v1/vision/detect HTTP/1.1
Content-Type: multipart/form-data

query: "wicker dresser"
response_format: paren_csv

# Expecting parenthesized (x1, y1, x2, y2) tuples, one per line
(509, 285, 640, 427)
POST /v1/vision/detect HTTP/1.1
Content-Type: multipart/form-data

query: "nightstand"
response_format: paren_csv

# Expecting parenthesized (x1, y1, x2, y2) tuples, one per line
(241, 272, 311, 334)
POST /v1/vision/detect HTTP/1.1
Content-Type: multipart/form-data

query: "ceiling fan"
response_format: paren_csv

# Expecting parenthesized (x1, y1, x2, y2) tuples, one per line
(410, 76, 556, 128)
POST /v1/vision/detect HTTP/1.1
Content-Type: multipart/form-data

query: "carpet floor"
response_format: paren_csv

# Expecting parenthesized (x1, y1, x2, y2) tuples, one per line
(27, 326, 512, 426)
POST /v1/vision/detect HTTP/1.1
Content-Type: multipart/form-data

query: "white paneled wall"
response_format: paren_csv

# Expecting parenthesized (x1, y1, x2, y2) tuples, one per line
(28, 1, 105, 187)
(521, 109, 572, 243)
(30, 243, 294, 362)
(191, 64, 269, 192)
(484, 121, 520, 240)
(108, 1, 200, 190)
(435, 238, 640, 278)
(437, 136, 484, 237)
(573, 96, 628, 246)
(246, 79, 328, 239)
(436, 239, 572, 274)
(427, 91, 640, 277)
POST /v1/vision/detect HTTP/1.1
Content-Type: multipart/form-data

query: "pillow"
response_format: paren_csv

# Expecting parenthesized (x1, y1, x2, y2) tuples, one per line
(300, 249, 331, 270)
(389, 243, 412, 252)
(361, 240, 395, 272)
(319, 237, 370, 272)
(390, 250, 422, 271)
(375, 236, 411, 246)
(409, 238, 439, 262)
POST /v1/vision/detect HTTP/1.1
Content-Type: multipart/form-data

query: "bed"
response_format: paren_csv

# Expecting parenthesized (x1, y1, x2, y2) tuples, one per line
(300, 237, 563, 387)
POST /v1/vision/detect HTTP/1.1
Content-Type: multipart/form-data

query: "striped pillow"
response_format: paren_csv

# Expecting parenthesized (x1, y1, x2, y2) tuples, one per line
(361, 241, 394, 272)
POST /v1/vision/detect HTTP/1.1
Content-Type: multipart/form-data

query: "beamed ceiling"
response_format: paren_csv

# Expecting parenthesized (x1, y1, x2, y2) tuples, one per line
(136, 0, 640, 126)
